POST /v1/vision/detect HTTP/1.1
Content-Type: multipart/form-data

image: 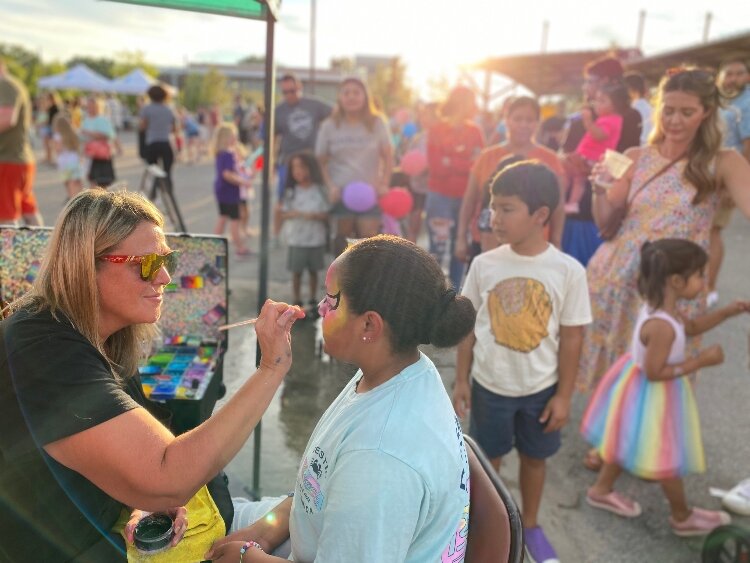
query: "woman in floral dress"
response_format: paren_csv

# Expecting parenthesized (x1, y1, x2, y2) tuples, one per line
(578, 68, 750, 469)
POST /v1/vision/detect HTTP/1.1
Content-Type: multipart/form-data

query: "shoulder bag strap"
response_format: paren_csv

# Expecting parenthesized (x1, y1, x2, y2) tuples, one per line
(626, 151, 685, 206)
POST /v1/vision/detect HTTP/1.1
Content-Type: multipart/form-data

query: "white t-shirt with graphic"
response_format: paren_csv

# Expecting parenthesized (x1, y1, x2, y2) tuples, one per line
(461, 244, 592, 397)
(289, 353, 470, 562)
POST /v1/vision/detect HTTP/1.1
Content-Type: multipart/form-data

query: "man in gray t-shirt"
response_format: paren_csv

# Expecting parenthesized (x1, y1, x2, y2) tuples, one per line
(274, 75, 331, 169)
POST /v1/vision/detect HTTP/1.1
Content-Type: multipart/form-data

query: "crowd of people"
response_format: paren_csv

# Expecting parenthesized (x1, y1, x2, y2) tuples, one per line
(1, 50, 750, 563)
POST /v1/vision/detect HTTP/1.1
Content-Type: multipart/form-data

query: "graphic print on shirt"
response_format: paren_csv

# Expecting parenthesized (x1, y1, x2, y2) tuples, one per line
(441, 416, 470, 562)
(488, 277, 552, 353)
(287, 107, 315, 141)
(298, 446, 329, 514)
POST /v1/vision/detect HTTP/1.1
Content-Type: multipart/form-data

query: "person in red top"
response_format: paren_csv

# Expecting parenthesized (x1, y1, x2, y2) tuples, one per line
(426, 86, 484, 289)
(456, 96, 565, 262)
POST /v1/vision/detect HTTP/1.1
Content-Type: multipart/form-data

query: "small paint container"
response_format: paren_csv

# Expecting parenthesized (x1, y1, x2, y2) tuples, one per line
(133, 513, 174, 554)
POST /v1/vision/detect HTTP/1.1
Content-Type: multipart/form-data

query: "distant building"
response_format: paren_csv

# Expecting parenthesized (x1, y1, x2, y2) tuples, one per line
(353, 55, 399, 77)
(158, 55, 396, 106)
(158, 62, 345, 105)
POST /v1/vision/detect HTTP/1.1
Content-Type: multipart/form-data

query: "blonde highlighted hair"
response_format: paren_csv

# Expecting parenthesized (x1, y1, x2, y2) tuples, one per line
(52, 113, 79, 152)
(330, 77, 383, 132)
(211, 122, 246, 158)
(648, 67, 723, 204)
(9, 190, 165, 380)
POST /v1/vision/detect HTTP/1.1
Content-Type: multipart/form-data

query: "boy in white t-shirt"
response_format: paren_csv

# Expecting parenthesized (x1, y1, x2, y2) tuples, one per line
(452, 160, 592, 563)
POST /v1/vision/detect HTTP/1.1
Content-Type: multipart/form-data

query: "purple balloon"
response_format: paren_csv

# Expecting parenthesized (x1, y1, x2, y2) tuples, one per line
(342, 181, 377, 213)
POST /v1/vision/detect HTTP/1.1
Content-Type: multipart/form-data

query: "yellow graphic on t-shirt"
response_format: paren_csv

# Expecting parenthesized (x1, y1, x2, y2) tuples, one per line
(488, 277, 552, 352)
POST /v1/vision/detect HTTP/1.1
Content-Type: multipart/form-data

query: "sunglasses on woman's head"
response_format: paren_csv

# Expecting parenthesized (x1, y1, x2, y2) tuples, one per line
(665, 67, 715, 81)
(98, 251, 179, 282)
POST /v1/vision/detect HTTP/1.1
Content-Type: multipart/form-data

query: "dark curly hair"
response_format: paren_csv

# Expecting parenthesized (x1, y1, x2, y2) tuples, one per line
(338, 235, 476, 353)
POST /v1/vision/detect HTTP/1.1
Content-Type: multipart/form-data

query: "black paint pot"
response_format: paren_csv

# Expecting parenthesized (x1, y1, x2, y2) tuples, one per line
(133, 513, 175, 554)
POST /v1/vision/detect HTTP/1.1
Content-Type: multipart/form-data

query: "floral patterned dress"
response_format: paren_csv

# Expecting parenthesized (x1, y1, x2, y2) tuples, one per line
(577, 145, 719, 391)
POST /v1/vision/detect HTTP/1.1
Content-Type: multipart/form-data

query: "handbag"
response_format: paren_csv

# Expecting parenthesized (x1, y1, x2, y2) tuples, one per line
(85, 139, 112, 160)
(597, 153, 684, 240)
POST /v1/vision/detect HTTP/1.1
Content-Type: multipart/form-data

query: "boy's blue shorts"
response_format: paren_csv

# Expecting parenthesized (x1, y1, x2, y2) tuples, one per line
(469, 381, 561, 460)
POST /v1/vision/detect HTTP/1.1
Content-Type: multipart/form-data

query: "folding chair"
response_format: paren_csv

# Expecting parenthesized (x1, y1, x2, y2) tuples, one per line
(464, 434, 525, 563)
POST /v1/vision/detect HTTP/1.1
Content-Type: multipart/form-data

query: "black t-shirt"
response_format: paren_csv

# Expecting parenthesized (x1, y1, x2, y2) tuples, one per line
(0, 308, 141, 562)
(617, 106, 643, 153)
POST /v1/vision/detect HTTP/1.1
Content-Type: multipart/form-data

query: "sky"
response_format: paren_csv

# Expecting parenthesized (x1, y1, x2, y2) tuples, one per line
(1, 0, 749, 97)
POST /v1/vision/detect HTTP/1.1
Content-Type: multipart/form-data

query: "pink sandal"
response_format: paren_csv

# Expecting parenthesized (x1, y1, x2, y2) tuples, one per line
(670, 507, 731, 537)
(586, 489, 642, 518)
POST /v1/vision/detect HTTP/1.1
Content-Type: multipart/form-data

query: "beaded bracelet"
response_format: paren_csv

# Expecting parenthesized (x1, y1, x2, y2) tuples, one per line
(239, 540, 264, 562)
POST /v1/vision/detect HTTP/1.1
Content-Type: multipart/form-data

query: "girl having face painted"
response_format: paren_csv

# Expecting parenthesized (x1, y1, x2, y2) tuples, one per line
(208, 235, 477, 562)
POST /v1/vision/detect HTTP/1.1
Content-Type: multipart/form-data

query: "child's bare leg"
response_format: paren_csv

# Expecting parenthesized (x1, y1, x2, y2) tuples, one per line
(660, 477, 691, 522)
(489, 456, 503, 472)
(590, 462, 623, 495)
(229, 219, 246, 252)
(519, 453, 546, 528)
(66, 180, 82, 199)
(292, 272, 302, 304)
(214, 216, 227, 236)
(239, 201, 250, 236)
(569, 174, 586, 205)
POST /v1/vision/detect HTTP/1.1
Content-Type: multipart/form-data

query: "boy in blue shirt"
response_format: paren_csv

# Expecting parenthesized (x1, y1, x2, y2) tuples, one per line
(453, 161, 592, 563)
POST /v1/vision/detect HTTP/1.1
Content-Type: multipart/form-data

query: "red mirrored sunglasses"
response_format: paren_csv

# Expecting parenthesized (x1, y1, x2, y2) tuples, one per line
(98, 251, 179, 282)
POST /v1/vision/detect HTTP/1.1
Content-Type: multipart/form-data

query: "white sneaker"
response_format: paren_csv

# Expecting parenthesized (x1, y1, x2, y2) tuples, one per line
(723, 479, 750, 516)
(706, 291, 719, 308)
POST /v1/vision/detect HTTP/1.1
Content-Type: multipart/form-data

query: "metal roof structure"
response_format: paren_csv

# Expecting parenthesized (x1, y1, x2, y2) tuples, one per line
(474, 30, 750, 96)
(474, 49, 642, 97)
(625, 30, 750, 82)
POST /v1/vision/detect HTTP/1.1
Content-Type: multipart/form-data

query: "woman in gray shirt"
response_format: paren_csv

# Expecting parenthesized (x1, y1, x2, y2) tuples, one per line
(140, 85, 178, 194)
(316, 78, 393, 245)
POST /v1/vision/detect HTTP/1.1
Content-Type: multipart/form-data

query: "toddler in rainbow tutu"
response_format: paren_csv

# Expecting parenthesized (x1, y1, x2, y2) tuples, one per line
(581, 238, 750, 536)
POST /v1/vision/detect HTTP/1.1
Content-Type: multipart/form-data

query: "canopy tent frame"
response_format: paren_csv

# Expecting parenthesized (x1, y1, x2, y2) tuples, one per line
(102, 0, 278, 498)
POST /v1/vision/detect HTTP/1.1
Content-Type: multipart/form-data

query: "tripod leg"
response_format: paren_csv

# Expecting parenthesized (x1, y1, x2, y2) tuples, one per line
(160, 179, 187, 232)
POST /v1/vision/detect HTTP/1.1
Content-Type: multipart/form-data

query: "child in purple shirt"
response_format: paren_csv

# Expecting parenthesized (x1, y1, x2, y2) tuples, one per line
(213, 123, 254, 256)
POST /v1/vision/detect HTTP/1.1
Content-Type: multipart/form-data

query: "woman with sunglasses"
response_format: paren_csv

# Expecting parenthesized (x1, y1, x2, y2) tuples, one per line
(206, 235, 476, 562)
(578, 67, 750, 471)
(0, 189, 304, 562)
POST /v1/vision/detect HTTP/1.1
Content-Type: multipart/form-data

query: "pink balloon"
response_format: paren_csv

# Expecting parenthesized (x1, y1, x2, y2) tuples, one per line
(342, 181, 377, 213)
(379, 187, 413, 219)
(400, 150, 427, 176)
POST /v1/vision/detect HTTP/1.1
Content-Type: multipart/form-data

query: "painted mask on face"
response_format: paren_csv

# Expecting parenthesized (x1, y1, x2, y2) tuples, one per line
(318, 262, 351, 341)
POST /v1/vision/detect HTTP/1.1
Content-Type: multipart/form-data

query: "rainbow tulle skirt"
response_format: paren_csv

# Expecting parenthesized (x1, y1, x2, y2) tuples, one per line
(580, 353, 705, 480)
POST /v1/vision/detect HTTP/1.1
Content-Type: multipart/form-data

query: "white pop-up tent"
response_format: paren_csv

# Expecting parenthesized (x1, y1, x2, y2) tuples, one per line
(110, 68, 178, 95)
(37, 63, 113, 92)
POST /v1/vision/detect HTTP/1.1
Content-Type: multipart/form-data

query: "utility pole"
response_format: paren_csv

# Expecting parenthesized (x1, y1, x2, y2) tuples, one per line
(541, 20, 549, 53)
(636, 10, 646, 50)
(703, 12, 712, 43)
(309, 0, 316, 94)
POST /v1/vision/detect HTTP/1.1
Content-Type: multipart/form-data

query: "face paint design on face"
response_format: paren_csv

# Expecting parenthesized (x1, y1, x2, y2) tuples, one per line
(319, 262, 349, 337)
(318, 290, 340, 318)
